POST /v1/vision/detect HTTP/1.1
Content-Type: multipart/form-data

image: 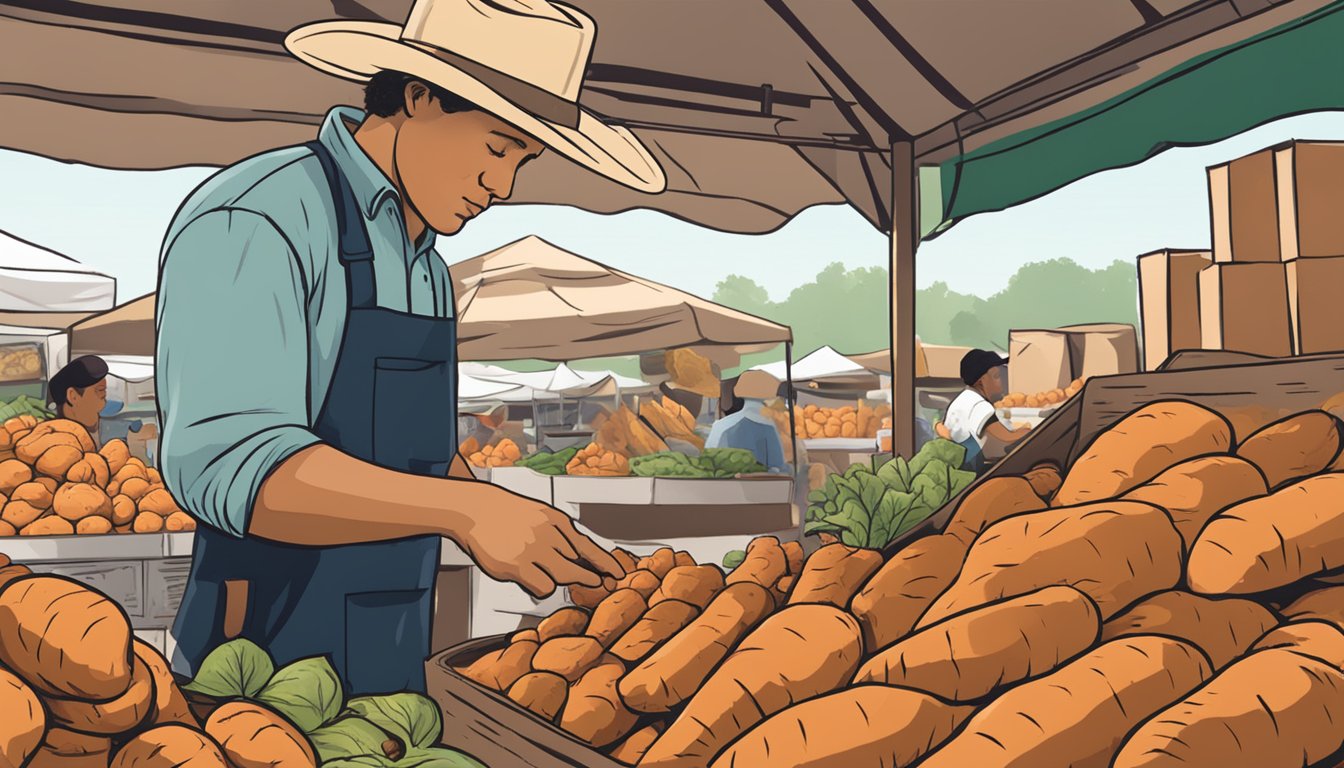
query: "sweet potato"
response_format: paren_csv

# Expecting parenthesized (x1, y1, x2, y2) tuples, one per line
(0, 575, 134, 700)
(1236, 410, 1343, 489)
(132, 512, 163, 533)
(648, 565, 724, 609)
(34, 477, 58, 494)
(134, 639, 195, 727)
(37, 445, 86, 480)
(205, 701, 316, 768)
(509, 628, 540, 645)
(12, 481, 54, 510)
(613, 570, 661, 601)
(0, 521, 13, 537)
(67, 453, 111, 490)
(1121, 455, 1267, 553)
(559, 656, 638, 747)
(673, 551, 695, 568)
(119, 477, 152, 503)
(772, 574, 793, 601)
(1112, 648, 1344, 768)
(46, 655, 155, 734)
(585, 588, 647, 646)
(54, 483, 114, 522)
(0, 459, 31, 495)
(22, 517, 74, 536)
(29, 728, 112, 768)
(0, 563, 32, 592)
(25, 420, 96, 454)
(610, 600, 698, 663)
(710, 685, 974, 768)
(3, 500, 47, 529)
(944, 477, 1046, 547)
(568, 584, 610, 610)
(16, 430, 84, 466)
(109, 463, 148, 489)
(0, 665, 44, 767)
(538, 607, 590, 642)
(1024, 461, 1063, 500)
(100, 440, 131, 476)
(506, 671, 568, 722)
(1188, 473, 1344, 594)
(850, 533, 967, 651)
(110, 724, 228, 768)
(920, 636, 1212, 768)
(612, 548, 639, 574)
(1054, 401, 1233, 506)
(608, 723, 660, 765)
(1253, 620, 1344, 668)
(1282, 584, 1344, 629)
(458, 639, 538, 692)
(77, 516, 114, 535)
(1101, 591, 1277, 669)
(781, 541, 804, 575)
(920, 501, 1183, 627)
(138, 490, 181, 517)
(619, 582, 775, 713)
(165, 511, 196, 532)
(532, 636, 606, 682)
(855, 585, 1100, 701)
(725, 536, 787, 590)
(787, 543, 884, 608)
(638, 604, 864, 768)
(637, 548, 677, 580)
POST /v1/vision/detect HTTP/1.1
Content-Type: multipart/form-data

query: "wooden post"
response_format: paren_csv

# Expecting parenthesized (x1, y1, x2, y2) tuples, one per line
(890, 141, 917, 458)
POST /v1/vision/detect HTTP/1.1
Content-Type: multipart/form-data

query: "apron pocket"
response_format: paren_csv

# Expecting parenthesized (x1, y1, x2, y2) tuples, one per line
(344, 588, 432, 695)
(373, 357, 455, 474)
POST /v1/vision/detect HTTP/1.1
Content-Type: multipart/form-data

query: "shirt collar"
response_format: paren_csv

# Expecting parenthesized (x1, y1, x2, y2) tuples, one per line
(317, 107, 438, 256)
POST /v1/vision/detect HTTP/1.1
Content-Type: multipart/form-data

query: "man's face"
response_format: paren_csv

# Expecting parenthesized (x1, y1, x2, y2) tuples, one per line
(65, 379, 107, 430)
(981, 367, 1006, 401)
(394, 86, 543, 236)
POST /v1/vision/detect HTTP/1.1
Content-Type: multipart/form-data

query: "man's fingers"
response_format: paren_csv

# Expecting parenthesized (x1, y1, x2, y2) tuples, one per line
(537, 549, 603, 589)
(558, 522, 626, 580)
(548, 530, 580, 562)
(517, 564, 557, 599)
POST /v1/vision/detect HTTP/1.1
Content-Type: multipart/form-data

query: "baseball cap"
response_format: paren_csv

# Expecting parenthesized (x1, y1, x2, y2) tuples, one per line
(960, 349, 1009, 386)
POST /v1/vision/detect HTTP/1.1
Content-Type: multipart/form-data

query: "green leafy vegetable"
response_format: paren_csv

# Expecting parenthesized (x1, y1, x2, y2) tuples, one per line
(311, 716, 398, 763)
(909, 439, 966, 476)
(515, 446, 579, 475)
(181, 638, 274, 699)
(256, 656, 343, 733)
(722, 549, 746, 569)
(631, 451, 711, 478)
(347, 694, 442, 750)
(395, 747, 488, 768)
(696, 448, 766, 477)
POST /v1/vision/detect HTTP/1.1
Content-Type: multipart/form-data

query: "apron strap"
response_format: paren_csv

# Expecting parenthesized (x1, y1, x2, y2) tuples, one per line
(307, 140, 378, 310)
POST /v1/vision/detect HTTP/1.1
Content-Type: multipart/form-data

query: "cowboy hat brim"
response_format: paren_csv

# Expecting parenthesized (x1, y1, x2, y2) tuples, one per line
(285, 21, 667, 193)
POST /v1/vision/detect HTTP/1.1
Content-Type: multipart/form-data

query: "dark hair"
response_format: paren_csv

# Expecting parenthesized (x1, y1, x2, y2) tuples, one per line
(364, 70, 480, 117)
(50, 355, 108, 407)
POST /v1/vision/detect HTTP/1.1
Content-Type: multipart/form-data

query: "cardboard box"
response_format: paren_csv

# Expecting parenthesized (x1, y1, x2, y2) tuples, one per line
(1061, 323, 1140, 381)
(1008, 330, 1073, 395)
(1275, 141, 1344, 260)
(1287, 256, 1344, 355)
(1209, 151, 1280, 263)
(1138, 250, 1213, 369)
(1198, 263, 1293, 357)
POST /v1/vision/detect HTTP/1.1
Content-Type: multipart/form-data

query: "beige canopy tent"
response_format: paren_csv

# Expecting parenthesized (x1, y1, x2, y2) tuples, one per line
(451, 236, 790, 363)
(67, 294, 156, 358)
(3, 0, 1336, 454)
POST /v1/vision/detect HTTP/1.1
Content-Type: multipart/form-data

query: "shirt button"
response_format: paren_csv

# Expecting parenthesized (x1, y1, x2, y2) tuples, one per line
(424, 275, 429, 282)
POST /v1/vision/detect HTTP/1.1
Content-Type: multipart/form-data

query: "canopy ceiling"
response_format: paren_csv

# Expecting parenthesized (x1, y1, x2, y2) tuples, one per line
(450, 235, 791, 362)
(68, 293, 156, 358)
(1, 0, 1336, 236)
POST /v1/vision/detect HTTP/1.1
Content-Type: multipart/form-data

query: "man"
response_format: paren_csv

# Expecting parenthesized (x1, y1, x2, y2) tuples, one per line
(49, 355, 109, 441)
(705, 371, 787, 473)
(942, 349, 1031, 472)
(157, 0, 665, 695)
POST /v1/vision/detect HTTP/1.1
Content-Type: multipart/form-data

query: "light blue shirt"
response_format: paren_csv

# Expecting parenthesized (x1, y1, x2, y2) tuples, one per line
(155, 107, 455, 537)
(705, 400, 787, 472)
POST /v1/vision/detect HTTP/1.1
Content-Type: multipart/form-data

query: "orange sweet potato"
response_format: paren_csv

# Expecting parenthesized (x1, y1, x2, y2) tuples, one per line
(16, 430, 84, 466)
(53, 483, 114, 522)
(29, 727, 112, 768)
(22, 517, 74, 536)
(119, 477, 152, 503)
(0, 665, 45, 767)
(943, 477, 1046, 547)
(1253, 620, 1344, 668)
(0, 521, 14, 537)
(673, 551, 695, 568)
(36, 445, 86, 480)
(138, 490, 182, 517)
(1281, 584, 1344, 630)
(1101, 591, 1277, 669)
(613, 570, 660, 601)
(109, 724, 228, 768)
(585, 588, 647, 646)
(67, 453, 111, 489)
(46, 655, 155, 734)
(99, 440, 131, 476)
(648, 565, 723, 609)
(611, 548, 639, 574)
(850, 533, 967, 651)
(164, 512, 196, 532)
(1121, 455, 1267, 553)
(786, 543, 883, 608)
(637, 548, 677, 579)
(508, 628, 540, 645)
(0, 458, 32, 494)
(77, 516, 114, 535)
(609, 600, 698, 663)
(506, 672, 568, 723)
(1235, 410, 1343, 490)
(537, 607, 590, 642)
(725, 536, 787, 590)
(1024, 461, 1063, 500)
(3, 500, 47, 529)
(559, 657, 638, 748)
(458, 639, 537, 692)
(0, 563, 32, 592)
(608, 723, 660, 765)
(134, 639, 195, 727)
(781, 541, 804, 574)
(532, 636, 606, 683)
(132, 513, 164, 533)
(205, 701, 317, 768)
(27, 420, 96, 454)
(12, 481, 54, 510)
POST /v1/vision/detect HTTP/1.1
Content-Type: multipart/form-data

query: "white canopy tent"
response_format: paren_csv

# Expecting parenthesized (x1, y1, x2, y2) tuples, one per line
(0, 230, 115, 313)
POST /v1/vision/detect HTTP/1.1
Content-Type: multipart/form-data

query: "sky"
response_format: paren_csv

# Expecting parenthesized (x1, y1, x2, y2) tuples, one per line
(1, 111, 1342, 303)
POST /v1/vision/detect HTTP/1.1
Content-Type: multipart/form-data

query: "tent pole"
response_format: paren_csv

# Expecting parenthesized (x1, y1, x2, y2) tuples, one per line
(785, 341, 802, 543)
(889, 140, 918, 458)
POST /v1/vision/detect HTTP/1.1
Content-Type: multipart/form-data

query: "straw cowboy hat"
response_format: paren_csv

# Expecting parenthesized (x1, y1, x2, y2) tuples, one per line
(735, 371, 782, 401)
(285, 0, 667, 193)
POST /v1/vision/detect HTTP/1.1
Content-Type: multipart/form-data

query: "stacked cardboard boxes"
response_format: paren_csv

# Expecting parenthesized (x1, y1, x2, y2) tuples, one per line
(1138, 249, 1211, 370)
(1008, 324, 1139, 393)
(1202, 140, 1344, 356)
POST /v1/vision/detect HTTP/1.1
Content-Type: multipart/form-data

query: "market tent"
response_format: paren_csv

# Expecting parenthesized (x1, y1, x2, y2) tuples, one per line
(0, 230, 115, 312)
(68, 294, 155, 358)
(754, 346, 868, 382)
(450, 236, 791, 362)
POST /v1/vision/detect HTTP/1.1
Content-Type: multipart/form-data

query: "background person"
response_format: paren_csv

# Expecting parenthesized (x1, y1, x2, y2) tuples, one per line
(942, 349, 1031, 472)
(705, 371, 787, 473)
(48, 355, 110, 443)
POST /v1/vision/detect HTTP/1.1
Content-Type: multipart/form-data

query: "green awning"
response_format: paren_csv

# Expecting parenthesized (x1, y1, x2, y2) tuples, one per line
(924, 0, 1344, 238)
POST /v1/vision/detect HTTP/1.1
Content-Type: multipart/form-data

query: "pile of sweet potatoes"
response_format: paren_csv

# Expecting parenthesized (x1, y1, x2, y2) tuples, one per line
(0, 557, 320, 767)
(457, 401, 1344, 768)
(0, 418, 192, 537)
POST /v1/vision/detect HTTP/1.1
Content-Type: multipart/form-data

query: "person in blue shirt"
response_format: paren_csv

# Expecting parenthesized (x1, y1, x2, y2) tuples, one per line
(157, 0, 665, 694)
(705, 371, 788, 473)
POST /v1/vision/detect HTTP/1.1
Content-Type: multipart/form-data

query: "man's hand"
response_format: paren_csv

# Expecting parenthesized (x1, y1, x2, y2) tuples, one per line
(455, 490, 625, 598)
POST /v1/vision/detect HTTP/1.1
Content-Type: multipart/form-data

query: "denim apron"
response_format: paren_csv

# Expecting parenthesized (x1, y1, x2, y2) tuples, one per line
(173, 140, 457, 695)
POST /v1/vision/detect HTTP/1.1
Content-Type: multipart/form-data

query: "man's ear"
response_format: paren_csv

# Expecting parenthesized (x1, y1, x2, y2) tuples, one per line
(402, 80, 435, 117)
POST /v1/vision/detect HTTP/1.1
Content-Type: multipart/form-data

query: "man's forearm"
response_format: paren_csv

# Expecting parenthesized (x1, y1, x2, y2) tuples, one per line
(249, 444, 492, 546)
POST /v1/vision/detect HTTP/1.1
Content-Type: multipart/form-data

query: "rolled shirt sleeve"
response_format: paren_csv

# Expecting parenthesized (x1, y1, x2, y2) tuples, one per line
(969, 399, 998, 441)
(156, 209, 322, 537)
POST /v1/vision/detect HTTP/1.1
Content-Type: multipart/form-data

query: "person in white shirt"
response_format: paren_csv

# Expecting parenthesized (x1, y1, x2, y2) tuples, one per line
(941, 349, 1031, 471)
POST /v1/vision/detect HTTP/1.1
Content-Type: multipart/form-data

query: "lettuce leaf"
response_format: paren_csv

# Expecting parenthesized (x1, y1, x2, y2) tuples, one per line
(181, 638, 274, 699)
(347, 693, 442, 750)
(256, 656, 343, 733)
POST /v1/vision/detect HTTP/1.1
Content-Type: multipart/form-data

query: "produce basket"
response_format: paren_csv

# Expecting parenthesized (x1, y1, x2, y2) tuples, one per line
(427, 637, 626, 768)
(0, 342, 44, 384)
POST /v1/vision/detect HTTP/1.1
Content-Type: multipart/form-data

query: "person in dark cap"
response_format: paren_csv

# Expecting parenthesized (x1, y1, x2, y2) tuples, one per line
(941, 349, 1030, 472)
(49, 355, 110, 440)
